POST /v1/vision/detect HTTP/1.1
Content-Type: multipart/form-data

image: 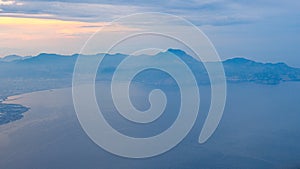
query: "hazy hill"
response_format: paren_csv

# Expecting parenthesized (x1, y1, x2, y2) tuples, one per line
(1, 49, 300, 98)
(0, 55, 23, 62)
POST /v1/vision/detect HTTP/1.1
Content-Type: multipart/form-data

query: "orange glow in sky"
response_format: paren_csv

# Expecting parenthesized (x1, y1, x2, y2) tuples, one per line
(0, 16, 135, 57)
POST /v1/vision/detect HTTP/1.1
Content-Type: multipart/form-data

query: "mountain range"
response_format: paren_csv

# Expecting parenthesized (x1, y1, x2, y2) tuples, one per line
(1, 49, 300, 98)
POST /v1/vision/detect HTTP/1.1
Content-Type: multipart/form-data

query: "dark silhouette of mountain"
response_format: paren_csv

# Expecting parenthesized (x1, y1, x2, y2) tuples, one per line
(1, 49, 300, 98)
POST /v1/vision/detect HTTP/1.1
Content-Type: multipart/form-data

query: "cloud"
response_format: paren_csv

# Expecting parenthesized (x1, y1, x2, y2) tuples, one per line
(0, 0, 15, 5)
(1, 0, 298, 27)
(0, 0, 22, 6)
(1, 0, 300, 66)
(0, 16, 141, 57)
(0, 0, 279, 26)
(0, 1, 150, 22)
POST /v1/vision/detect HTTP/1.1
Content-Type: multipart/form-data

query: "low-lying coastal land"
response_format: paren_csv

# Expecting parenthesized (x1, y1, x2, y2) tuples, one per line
(0, 102, 29, 125)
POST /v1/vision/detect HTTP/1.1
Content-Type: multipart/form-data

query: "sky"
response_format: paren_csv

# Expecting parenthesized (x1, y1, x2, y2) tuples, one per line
(0, 0, 300, 66)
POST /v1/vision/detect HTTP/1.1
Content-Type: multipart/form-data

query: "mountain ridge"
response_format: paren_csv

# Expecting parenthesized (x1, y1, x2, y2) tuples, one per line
(1, 50, 297, 69)
(1, 49, 299, 85)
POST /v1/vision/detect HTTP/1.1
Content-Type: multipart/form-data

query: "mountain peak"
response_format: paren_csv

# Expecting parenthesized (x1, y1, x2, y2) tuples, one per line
(1, 55, 22, 62)
(166, 48, 188, 56)
(224, 57, 256, 64)
(36, 53, 62, 57)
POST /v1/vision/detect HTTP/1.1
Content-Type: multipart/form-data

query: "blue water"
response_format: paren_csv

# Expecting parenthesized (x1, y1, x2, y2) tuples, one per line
(0, 82, 300, 169)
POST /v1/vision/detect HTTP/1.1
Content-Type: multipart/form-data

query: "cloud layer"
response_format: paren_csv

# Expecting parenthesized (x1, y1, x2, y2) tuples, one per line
(0, 0, 289, 26)
(0, 0, 300, 66)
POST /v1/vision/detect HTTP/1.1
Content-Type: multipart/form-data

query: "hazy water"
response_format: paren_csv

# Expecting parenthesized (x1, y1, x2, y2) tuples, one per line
(0, 82, 300, 169)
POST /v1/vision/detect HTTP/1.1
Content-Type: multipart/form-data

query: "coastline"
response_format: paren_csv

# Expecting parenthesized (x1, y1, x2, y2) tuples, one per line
(0, 96, 30, 126)
(1, 81, 300, 126)
(0, 87, 70, 126)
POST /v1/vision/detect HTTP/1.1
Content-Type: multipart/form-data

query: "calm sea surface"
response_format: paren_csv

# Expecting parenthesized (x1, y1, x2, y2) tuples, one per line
(0, 82, 300, 169)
